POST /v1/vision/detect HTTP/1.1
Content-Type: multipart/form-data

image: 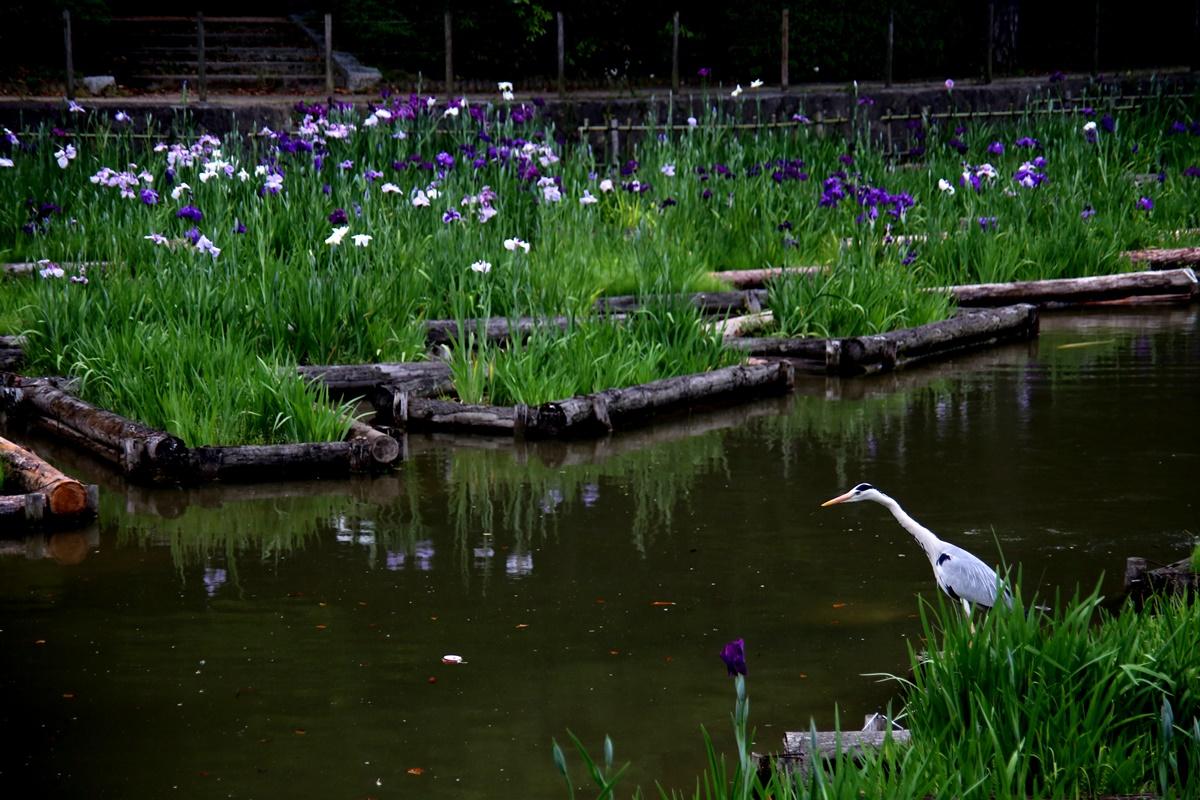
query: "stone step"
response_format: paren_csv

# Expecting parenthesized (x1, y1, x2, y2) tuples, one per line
(128, 73, 328, 90)
(127, 60, 325, 76)
(127, 45, 321, 62)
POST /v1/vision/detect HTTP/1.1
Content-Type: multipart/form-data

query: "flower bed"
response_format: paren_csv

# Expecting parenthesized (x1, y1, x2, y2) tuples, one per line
(1, 90, 1199, 445)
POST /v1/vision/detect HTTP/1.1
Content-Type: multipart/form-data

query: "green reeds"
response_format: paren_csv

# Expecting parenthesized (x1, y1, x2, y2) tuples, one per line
(554, 586, 1200, 799)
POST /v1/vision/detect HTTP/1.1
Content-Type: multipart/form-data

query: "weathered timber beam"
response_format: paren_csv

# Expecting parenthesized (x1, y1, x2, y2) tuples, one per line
(347, 418, 402, 464)
(1124, 247, 1200, 268)
(0, 378, 187, 480)
(523, 362, 796, 438)
(297, 361, 453, 398)
(187, 440, 375, 482)
(0, 492, 46, 524)
(710, 267, 822, 289)
(0, 436, 87, 514)
(380, 395, 519, 435)
(938, 268, 1198, 307)
(423, 316, 576, 347)
(727, 305, 1039, 376)
(595, 290, 768, 315)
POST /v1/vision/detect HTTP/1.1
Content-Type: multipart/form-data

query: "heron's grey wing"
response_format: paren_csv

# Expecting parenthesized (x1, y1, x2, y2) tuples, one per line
(933, 544, 1007, 608)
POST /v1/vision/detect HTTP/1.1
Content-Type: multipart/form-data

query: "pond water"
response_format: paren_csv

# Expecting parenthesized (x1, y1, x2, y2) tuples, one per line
(1, 309, 1197, 799)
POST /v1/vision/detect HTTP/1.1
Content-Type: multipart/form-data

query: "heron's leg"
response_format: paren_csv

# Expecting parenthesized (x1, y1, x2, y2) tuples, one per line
(961, 598, 976, 636)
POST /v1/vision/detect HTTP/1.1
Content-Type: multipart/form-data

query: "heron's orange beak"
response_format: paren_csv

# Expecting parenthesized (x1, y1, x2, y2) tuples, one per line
(820, 491, 854, 507)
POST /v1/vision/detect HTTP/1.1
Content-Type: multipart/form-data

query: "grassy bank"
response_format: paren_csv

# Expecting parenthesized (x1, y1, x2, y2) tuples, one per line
(557, 588, 1200, 798)
(1, 86, 1199, 443)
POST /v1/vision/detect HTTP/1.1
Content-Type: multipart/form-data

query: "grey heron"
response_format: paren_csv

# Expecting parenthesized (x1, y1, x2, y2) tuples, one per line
(821, 483, 1011, 615)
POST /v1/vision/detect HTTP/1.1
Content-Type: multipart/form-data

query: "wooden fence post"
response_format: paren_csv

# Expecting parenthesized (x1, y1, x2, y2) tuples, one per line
(63, 10, 75, 101)
(197, 12, 207, 101)
(609, 117, 620, 165)
(325, 13, 334, 93)
(781, 9, 789, 90)
(885, 7, 894, 87)
(672, 11, 680, 92)
(444, 8, 453, 93)
(985, 0, 994, 84)
(557, 11, 565, 98)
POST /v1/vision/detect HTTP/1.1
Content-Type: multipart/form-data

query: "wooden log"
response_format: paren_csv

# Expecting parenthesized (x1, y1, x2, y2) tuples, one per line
(347, 418, 402, 465)
(0, 348, 22, 371)
(595, 290, 768, 315)
(0, 378, 188, 481)
(297, 361, 454, 398)
(381, 395, 519, 435)
(0, 436, 87, 514)
(939, 268, 1198, 307)
(423, 316, 576, 347)
(1124, 556, 1198, 598)
(187, 440, 374, 482)
(709, 267, 822, 289)
(777, 729, 911, 775)
(709, 311, 774, 338)
(1124, 247, 1200, 268)
(728, 305, 1039, 376)
(0, 492, 45, 524)
(523, 362, 795, 438)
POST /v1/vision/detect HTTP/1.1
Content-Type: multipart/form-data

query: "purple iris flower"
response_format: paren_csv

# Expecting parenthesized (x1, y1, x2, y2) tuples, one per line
(184, 226, 202, 244)
(838, 153, 854, 166)
(901, 248, 918, 266)
(1080, 206, 1096, 220)
(701, 188, 713, 200)
(856, 96, 875, 106)
(176, 205, 203, 222)
(659, 197, 676, 209)
(987, 141, 1004, 155)
(719, 639, 747, 677)
(442, 208, 462, 223)
(1136, 196, 1153, 212)
(1100, 115, 1115, 133)
(1015, 136, 1040, 149)
(978, 216, 998, 231)
(140, 188, 158, 205)
(697, 67, 711, 78)
(234, 219, 247, 234)
(329, 208, 349, 225)
(777, 220, 793, 231)
(364, 169, 383, 182)
(435, 151, 455, 170)
(948, 137, 968, 155)
(620, 159, 639, 176)
(322, 183, 332, 195)
(1183, 166, 1200, 178)
(1168, 120, 1187, 135)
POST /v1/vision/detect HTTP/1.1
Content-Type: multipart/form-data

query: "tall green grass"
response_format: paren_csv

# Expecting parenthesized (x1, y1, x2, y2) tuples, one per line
(449, 305, 740, 406)
(554, 587, 1200, 799)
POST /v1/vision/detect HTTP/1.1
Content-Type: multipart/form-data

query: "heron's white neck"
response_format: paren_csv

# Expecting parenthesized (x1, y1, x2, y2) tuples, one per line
(873, 492, 944, 559)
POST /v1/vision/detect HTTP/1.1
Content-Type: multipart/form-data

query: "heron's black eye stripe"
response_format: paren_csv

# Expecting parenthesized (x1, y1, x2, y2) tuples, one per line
(853, 483, 874, 492)
(937, 553, 951, 565)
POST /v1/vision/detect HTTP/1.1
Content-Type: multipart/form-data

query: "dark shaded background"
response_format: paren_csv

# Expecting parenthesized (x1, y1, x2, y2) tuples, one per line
(2, 1, 1197, 90)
